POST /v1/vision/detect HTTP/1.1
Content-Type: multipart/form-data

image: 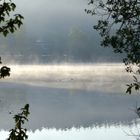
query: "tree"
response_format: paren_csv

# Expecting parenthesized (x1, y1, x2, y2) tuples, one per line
(0, 0, 23, 78)
(0, 1, 29, 139)
(85, 0, 140, 94)
(7, 104, 30, 140)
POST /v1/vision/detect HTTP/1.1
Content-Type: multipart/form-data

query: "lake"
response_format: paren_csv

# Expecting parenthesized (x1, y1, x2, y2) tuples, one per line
(0, 63, 140, 140)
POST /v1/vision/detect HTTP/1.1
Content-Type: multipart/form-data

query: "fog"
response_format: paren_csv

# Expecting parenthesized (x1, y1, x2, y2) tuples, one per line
(8, 63, 129, 92)
(0, 0, 122, 64)
(0, 1, 138, 139)
(0, 64, 139, 130)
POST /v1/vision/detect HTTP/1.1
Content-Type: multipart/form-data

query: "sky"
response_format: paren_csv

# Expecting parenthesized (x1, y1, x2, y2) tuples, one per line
(0, 0, 122, 64)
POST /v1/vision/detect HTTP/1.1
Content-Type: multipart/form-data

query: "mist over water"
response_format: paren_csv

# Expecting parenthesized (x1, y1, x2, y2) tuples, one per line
(0, 0, 122, 64)
(6, 63, 130, 92)
(0, 0, 139, 139)
(0, 63, 139, 132)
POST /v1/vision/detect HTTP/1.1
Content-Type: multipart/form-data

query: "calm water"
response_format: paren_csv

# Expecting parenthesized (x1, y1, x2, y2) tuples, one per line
(0, 63, 140, 140)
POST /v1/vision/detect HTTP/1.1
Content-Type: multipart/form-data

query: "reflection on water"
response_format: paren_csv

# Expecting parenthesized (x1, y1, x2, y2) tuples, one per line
(0, 63, 140, 139)
(0, 126, 138, 140)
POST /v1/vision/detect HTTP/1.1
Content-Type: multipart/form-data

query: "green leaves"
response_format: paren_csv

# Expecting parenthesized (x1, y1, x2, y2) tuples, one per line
(7, 104, 30, 140)
(11, 3, 16, 11)
(86, 0, 140, 64)
(0, 0, 24, 37)
(86, 0, 140, 94)
(126, 82, 140, 95)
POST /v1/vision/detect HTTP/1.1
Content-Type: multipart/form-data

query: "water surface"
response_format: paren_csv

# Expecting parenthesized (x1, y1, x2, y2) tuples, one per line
(0, 63, 139, 139)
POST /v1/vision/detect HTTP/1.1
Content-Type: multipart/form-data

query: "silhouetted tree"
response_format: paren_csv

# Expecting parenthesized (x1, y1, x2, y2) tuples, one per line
(7, 104, 30, 140)
(86, 0, 140, 94)
(0, 0, 23, 78)
(0, 1, 28, 139)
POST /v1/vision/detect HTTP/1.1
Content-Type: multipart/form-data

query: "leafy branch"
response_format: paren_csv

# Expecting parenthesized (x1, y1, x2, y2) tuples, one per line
(0, 0, 24, 37)
(7, 104, 30, 140)
(86, 0, 140, 94)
